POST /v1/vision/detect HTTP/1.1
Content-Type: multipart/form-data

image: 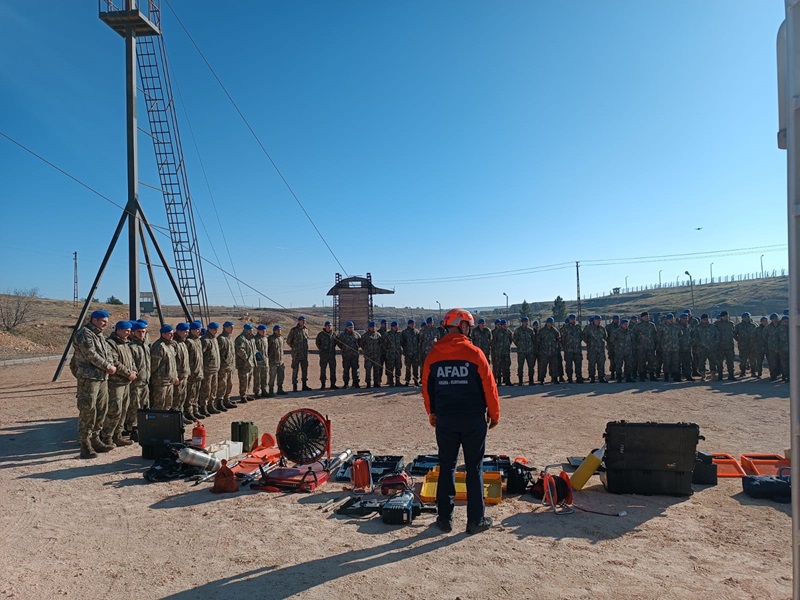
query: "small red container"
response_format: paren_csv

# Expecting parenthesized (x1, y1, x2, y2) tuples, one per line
(191, 421, 206, 449)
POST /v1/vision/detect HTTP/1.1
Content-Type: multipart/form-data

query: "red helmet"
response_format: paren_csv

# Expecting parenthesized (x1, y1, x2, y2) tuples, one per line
(442, 308, 475, 328)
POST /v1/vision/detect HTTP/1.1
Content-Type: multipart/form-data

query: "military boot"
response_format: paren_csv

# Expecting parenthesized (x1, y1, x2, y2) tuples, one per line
(206, 401, 221, 415)
(302, 383, 312, 391)
(79, 441, 97, 459)
(266, 386, 275, 398)
(330, 383, 339, 390)
(319, 382, 326, 390)
(183, 410, 195, 425)
(215, 399, 228, 412)
(277, 386, 288, 396)
(112, 435, 134, 447)
(293, 383, 298, 392)
(223, 399, 238, 409)
(91, 435, 115, 453)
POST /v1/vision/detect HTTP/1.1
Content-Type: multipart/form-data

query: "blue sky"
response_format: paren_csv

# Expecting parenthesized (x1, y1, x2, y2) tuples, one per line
(0, 1, 789, 312)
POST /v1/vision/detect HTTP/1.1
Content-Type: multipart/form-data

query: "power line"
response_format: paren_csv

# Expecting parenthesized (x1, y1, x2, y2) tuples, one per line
(163, 0, 349, 277)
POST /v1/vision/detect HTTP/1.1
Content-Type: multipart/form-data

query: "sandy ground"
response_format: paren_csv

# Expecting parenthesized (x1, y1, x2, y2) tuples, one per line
(0, 357, 792, 600)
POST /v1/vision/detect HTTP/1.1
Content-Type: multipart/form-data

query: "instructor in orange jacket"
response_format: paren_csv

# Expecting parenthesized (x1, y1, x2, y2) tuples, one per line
(422, 308, 500, 534)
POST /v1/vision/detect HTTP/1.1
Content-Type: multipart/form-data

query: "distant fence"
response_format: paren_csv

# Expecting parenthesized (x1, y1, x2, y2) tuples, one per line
(581, 271, 787, 299)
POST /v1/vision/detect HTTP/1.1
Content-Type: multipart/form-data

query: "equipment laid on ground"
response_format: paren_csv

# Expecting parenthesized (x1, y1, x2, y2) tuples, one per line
(144, 450, 205, 482)
(407, 454, 440, 475)
(506, 461, 537, 494)
(419, 467, 503, 504)
(692, 451, 718, 485)
(602, 421, 702, 496)
(335, 452, 405, 482)
(191, 422, 206, 449)
(349, 455, 373, 492)
(231, 421, 259, 453)
(456, 454, 513, 478)
(378, 471, 411, 495)
(742, 467, 791, 503)
(335, 491, 437, 525)
(178, 446, 221, 472)
(536, 465, 574, 515)
(711, 453, 747, 477)
(740, 453, 791, 476)
(211, 460, 239, 493)
(570, 446, 606, 491)
(137, 408, 185, 459)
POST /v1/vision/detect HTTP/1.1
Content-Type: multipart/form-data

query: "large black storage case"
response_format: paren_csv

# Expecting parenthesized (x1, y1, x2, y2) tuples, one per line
(603, 421, 702, 496)
(137, 409, 185, 459)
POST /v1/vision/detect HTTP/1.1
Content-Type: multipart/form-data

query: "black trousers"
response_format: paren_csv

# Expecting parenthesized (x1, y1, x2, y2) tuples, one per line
(435, 416, 487, 524)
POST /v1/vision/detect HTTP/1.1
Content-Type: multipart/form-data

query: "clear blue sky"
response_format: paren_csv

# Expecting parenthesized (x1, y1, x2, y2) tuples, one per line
(0, 1, 789, 313)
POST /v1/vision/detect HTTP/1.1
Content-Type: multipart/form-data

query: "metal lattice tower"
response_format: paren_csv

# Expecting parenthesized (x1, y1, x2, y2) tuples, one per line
(332, 273, 342, 331)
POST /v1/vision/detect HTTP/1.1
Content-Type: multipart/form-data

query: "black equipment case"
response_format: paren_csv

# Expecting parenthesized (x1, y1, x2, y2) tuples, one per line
(603, 421, 702, 496)
(137, 409, 185, 459)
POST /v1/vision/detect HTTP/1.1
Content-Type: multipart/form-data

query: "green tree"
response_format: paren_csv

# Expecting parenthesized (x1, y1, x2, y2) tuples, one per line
(552, 296, 566, 322)
(519, 300, 531, 320)
(107, 295, 123, 305)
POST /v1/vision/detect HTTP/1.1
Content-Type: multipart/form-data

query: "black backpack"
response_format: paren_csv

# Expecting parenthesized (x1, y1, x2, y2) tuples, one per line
(506, 461, 536, 494)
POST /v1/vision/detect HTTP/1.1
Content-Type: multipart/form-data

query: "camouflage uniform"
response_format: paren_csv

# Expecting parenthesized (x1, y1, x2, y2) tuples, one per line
(377, 322, 389, 378)
(418, 324, 439, 368)
(610, 326, 634, 381)
(777, 321, 791, 382)
(200, 331, 221, 411)
(185, 333, 204, 415)
(491, 325, 513, 385)
(560, 321, 584, 382)
(235, 329, 257, 399)
(253, 331, 269, 396)
(360, 328, 384, 387)
(765, 320, 784, 380)
(512, 323, 536, 385)
(215, 328, 235, 405)
(150, 337, 177, 410)
(338, 328, 362, 387)
(315, 329, 338, 388)
(71, 322, 113, 447)
(470, 325, 492, 363)
(605, 320, 620, 376)
(537, 324, 561, 383)
(733, 318, 757, 376)
(101, 331, 136, 443)
(400, 325, 420, 385)
(633, 319, 658, 380)
(692, 321, 718, 378)
(677, 320, 694, 380)
(751, 321, 768, 378)
(286, 323, 310, 390)
(126, 334, 150, 433)
(657, 321, 681, 381)
(654, 317, 666, 378)
(714, 318, 736, 380)
(382, 327, 403, 386)
(267, 331, 285, 394)
(582, 323, 608, 381)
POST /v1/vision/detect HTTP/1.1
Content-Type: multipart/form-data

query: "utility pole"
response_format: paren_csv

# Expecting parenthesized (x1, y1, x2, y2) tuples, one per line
(575, 261, 582, 324)
(73, 251, 78, 306)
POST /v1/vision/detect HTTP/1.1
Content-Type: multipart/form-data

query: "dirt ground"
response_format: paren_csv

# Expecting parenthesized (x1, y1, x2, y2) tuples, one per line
(0, 357, 792, 600)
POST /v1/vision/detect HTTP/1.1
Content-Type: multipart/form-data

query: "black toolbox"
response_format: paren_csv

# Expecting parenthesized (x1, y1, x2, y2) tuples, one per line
(602, 421, 702, 496)
(137, 409, 185, 459)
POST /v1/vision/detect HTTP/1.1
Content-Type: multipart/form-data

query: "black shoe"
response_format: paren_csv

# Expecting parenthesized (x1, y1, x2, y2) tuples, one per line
(277, 388, 288, 396)
(649, 374, 658, 382)
(182, 415, 193, 425)
(302, 385, 312, 391)
(616, 378, 623, 383)
(238, 396, 249, 403)
(638, 376, 646, 382)
(717, 376, 723, 381)
(599, 377, 608, 383)
(293, 385, 298, 392)
(566, 377, 573, 383)
(576, 378, 585, 384)
(374, 383, 381, 388)
(589, 377, 596, 383)
(727, 375, 736, 381)
(435, 516, 453, 533)
(686, 376, 695, 381)
(353, 384, 361, 389)
(692, 370, 701, 377)
(625, 378, 635, 383)
(319, 383, 326, 390)
(330, 384, 339, 390)
(466, 517, 493, 535)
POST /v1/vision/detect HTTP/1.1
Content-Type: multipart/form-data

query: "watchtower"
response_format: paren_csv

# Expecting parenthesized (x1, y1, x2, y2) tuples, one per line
(327, 273, 394, 331)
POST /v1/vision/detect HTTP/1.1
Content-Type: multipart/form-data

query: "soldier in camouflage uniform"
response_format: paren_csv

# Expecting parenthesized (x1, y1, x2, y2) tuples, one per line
(71, 310, 116, 459)
(126, 321, 151, 437)
(677, 314, 695, 381)
(101, 321, 137, 447)
(692, 314, 718, 380)
(382, 320, 404, 386)
(150, 325, 178, 411)
(610, 318, 635, 382)
(628, 315, 639, 367)
(657, 314, 681, 382)
(235, 323, 257, 401)
(605, 315, 620, 377)
(470, 318, 492, 364)
(684, 309, 701, 376)
(338, 321, 362, 388)
(360, 321, 384, 388)
(286, 316, 311, 392)
(253, 324, 269, 397)
(582, 316, 608, 383)
(653, 315, 668, 378)
(512, 316, 536, 385)
(714, 311, 736, 381)
(751, 316, 769, 378)
(491, 319, 513, 385)
(733, 312, 757, 377)
(315, 321, 339, 390)
(537, 317, 561, 384)
(765, 313, 783, 380)
(186, 322, 209, 417)
(400, 319, 420, 386)
(267, 324, 287, 396)
(201, 323, 223, 415)
(633, 312, 658, 381)
(560, 314, 584, 383)
(418, 317, 439, 368)
(778, 316, 791, 382)
(377, 319, 389, 383)
(216, 321, 238, 409)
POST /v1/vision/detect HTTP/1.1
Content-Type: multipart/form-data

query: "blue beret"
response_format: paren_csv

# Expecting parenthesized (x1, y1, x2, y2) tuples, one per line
(368, 321, 375, 327)
(568, 314, 576, 319)
(136, 318, 148, 326)
(594, 315, 601, 321)
(297, 315, 306, 321)
(273, 324, 281, 331)
(532, 320, 539, 325)
(207, 322, 219, 329)
(115, 320, 133, 330)
(494, 319, 501, 324)
(521, 316, 529, 321)
(200, 328, 206, 335)
(243, 323, 254, 330)
(785, 309, 790, 315)
(380, 319, 387, 324)
(426, 317, 434, 324)
(408, 319, 415, 324)
(257, 324, 267, 331)
(564, 317, 570, 324)
(665, 313, 674, 319)
(477, 318, 485, 324)
(90, 310, 110, 319)
(612, 315, 620, 320)
(131, 322, 145, 331)
(621, 319, 629, 324)
(346, 321, 354, 327)
(500, 319, 507, 325)
(741, 312, 750, 318)
(189, 322, 202, 330)
(324, 321, 331, 326)
(640, 311, 649, 317)
(391, 321, 398, 327)
(630, 315, 639, 320)
(545, 317, 554, 323)
(176, 322, 189, 331)
(192, 320, 203, 327)
(770, 313, 779, 320)
(782, 315, 790, 321)
(588, 316, 595, 322)
(160, 324, 174, 334)
(679, 314, 688, 319)
(223, 321, 235, 328)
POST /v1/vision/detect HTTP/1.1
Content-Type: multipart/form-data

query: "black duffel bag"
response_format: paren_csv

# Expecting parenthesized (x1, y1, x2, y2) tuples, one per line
(742, 474, 791, 503)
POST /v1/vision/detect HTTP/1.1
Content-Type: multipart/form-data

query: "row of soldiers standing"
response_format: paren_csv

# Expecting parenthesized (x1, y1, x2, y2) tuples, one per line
(467, 310, 792, 385)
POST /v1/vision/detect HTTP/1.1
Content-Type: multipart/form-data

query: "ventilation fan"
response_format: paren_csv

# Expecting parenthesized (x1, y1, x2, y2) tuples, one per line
(276, 408, 331, 465)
